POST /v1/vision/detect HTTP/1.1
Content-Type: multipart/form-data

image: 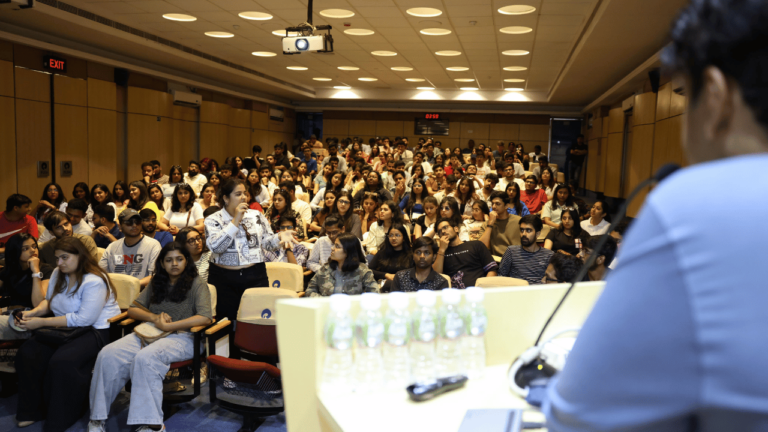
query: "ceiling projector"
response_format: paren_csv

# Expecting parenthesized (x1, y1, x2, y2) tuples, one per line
(283, 34, 329, 54)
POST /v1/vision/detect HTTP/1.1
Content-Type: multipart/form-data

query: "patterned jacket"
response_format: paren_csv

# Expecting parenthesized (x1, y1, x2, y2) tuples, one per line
(306, 263, 379, 297)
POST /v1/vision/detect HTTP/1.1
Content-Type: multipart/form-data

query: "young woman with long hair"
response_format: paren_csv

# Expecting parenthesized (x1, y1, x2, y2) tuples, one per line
(400, 177, 427, 222)
(452, 176, 477, 219)
(424, 197, 470, 241)
(146, 183, 167, 213)
(89, 242, 212, 432)
(298, 161, 312, 193)
(33, 183, 67, 224)
(162, 165, 185, 198)
(176, 226, 211, 282)
(407, 164, 426, 190)
(465, 200, 490, 241)
(197, 183, 217, 211)
(581, 200, 612, 236)
(505, 182, 530, 216)
(265, 189, 306, 241)
(161, 183, 205, 235)
(359, 193, 380, 235)
(246, 168, 270, 207)
(331, 190, 362, 240)
(538, 166, 558, 200)
(71, 182, 93, 227)
(311, 170, 345, 212)
(90, 184, 118, 222)
(112, 181, 130, 216)
(127, 181, 166, 230)
(313, 163, 335, 196)
(309, 189, 337, 237)
(542, 183, 579, 229)
(363, 199, 408, 255)
(15, 237, 119, 431)
(353, 171, 393, 208)
(369, 224, 414, 291)
(207, 172, 223, 195)
(305, 232, 378, 297)
(413, 196, 438, 239)
(544, 208, 589, 255)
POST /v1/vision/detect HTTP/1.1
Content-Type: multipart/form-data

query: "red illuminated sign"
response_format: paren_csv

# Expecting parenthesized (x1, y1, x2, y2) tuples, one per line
(425, 113, 440, 120)
(43, 56, 67, 73)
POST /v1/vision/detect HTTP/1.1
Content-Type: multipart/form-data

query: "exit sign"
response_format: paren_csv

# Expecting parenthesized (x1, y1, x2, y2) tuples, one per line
(43, 56, 67, 73)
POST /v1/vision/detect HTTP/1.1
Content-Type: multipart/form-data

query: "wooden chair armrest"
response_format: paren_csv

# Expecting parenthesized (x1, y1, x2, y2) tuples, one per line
(190, 321, 212, 333)
(298, 292, 306, 297)
(204, 319, 231, 335)
(118, 318, 135, 326)
(108, 311, 128, 324)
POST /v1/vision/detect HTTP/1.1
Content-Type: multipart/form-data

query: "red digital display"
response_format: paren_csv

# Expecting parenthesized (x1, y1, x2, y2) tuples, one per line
(44, 56, 67, 73)
(425, 113, 440, 120)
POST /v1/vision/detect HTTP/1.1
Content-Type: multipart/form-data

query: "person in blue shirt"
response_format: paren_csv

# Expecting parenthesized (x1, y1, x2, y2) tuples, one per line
(300, 146, 318, 177)
(139, 208, 172, 247)
(91, 204, 123, 249)
(543, 0, 768, 429)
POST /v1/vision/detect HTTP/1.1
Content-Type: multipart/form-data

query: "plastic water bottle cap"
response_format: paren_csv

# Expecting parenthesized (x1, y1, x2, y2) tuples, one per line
(360, 292, 381, 310)
(388, 291, 409, 310)
(465, 287, 484, 303)
(441, 288, 461, 304)
(416, 289, 437, 307)
(329, 293, 351, 312)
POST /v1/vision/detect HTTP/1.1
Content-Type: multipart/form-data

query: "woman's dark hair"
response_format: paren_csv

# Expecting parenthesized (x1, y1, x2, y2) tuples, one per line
(411, 164, 425, 180)
(558, 208, 583, 237)
(50, 236, 115, 301)
(217, 179, 243, 208)
(472, 199, 490, 219)
(4, 233, 37, 275)
(505, 182, 524, 216)
(329, 232, 366, 273)
(171, 183, 197, 212)
(591, 200, 612, 223)
(332, 190, 356, 229)
(266, 189, 294, 230)
(176, 226, 204, 253)
(73, 182, 90, 204)
(365, 171, 383, 192)
(37, 183, 66, 220)
(319, 189, 339, 217)
(146, 183, 164, 208)
(405, 178, 427, 218)
(149, 242, 199, 304)
(328, 171, 345, 194)
(208, 172, 223, 188)
(91, 183, 114, 205)
(434, 154, 445, 168)
(551, 183, 575, 210)
(209, 159, 220, 172)
(379, 199, 406, 228)
(455, 176, 475, 206)
(127, 181, 150, 210)
(549, 253, 584, 283)
(168, 165, 184, 183)
(539, 167, 556, 188)
(200, 183, 216, 202)
(440, 196, 464, 228)
(112, 180, 129, 202)
(376, 224, 413, 270)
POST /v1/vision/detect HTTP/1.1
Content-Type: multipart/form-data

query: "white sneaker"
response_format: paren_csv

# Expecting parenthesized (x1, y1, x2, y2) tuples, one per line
(135, 425, 165, 432)
(88, 420, 106, 432)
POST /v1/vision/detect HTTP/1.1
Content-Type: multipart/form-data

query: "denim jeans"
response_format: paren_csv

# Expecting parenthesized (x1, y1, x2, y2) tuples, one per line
(89, 333, 196, 425)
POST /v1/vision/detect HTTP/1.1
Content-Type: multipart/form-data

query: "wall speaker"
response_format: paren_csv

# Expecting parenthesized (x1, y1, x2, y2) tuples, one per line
(649, 69, 660, 93)
(115, 68, 129, 87)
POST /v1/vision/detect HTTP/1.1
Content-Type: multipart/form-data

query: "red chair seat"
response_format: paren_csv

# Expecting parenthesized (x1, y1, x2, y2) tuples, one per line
(0, 340, 23, 350)
(169, 359, 193, 369)
(208, 355, 281, 384)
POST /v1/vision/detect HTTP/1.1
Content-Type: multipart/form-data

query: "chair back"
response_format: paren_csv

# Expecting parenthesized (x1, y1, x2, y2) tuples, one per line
(475, 276, 529, 288)
(208, 283, 217, 317)
(524, 171, 533, 178)
(108, 273, 141, 310)
(235, 288, 298, 356)
(97, 247, 106, 263)
(265, 262, 304, 292)
(441, 274, 451, 288)
(550, 163, 558, 172)
(556, 172, 565, 184)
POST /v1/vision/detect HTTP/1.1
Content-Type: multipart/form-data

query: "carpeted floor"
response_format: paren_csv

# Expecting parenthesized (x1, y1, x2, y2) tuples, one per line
(0, 384, 287, 432)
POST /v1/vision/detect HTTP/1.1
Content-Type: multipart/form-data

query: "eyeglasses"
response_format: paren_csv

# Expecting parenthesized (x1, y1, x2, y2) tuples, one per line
(186, 237, 203, 245)
(388, 233, 403, 239)
(279, 225, 294, 231)
(122, 220, 141, 226)
(337, 200, 350, 205)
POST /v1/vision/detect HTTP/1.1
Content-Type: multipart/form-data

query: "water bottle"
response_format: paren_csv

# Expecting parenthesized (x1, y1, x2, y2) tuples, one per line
(321, 294, 354, 394)
(436, 288, 465, 378)
(462, 287, 488, 379)
(383, 292, 411, 389)
(410, 290, 438, 384)
(353, 292, 385, 392)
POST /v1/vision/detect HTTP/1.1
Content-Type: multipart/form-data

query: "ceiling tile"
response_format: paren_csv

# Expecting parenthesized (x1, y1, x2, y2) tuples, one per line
(355, 6, 404, 18)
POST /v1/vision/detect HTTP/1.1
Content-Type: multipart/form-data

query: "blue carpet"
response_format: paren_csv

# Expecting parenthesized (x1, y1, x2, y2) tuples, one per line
(0, 385, 286, 432)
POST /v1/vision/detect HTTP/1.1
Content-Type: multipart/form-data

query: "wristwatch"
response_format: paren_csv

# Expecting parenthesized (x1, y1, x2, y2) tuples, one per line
(31, 272, 43, 279)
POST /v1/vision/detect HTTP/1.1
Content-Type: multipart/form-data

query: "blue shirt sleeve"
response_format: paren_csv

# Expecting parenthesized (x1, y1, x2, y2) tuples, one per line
(399, 195, 409, 210)
(543, 203, 699, 431)
(521, 202, 530, 216)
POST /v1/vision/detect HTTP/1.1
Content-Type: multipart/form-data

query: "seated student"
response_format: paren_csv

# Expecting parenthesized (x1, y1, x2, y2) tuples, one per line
(147, 183, 169, 215)
(141, 161, 155, 185)
(541, 184, 580, 229)
(161, 183, 205, 235)
(0, 233, 53, 339)
(581, 235, 618, 282)
(65, 198, 93, 236)
(359, 193, 380, 234)
(541, 252, 583, 284)
(520, 175, 548, 214)
(99, 209, 162, 288)
(176, 227, 211, 282)
(90, 184, 119, 223)
(353, 171, 393, 208)
(310, 170, 345, 211)
(140, 208, 173, 248)
(263, 214, 310, 267)
(265, 189, 306, 242)
(369, 224, 414, 292)
(39, 211, 99, 266)
(198, 182, 218, 211)
(91, 204, 123, 248)
(331, 190, 363, 241)
(246, 169, 270, 208)
(477, 173, 498, 203)
(390, 237, 450, 292)
(161, 165, 184, 198)
(581, 200, 611, 236)
(279, 180, 312, 229)
(150, 160, 169, 185)
(306, 215, 347, 277)
(71, 182, 94, 228)
(202, 205, 220, 219)
(498, 215, 554, 284)
(33, 183, 67, 225)
(433, 218, 498, 289)
(400, 178, 428, 222)
(505, 182, 531, 217)
(89, 242, 212, 432)
(528, 145, 546, 163)
(433, 174, 457, 205)
(15, 237, 119, 431)
(538, 167, 558, 200)
(219, 163, 235, 184)
(532, 156, 558, 181)
(0, 194, 38, 255)
(306, 232, 378, 297)
(412, 196, 438, 239)
(363, 200, 407, 255)
(310, 189, 337, 237)
(391, 169, 409, 205)
(480, 191, 522, 256)
(544, 208, 589, 256)
(112, 181, 130, 216)
(314, 164, 335, 196)
(126, 181, 166, 228)
(184, 160, 208, 196)
(465, 200, 490, 241)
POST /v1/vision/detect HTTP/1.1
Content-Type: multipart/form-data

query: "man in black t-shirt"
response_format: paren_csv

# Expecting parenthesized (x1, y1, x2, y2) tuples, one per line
(433, 218, 498, 289)
(568, 134, 588, 182)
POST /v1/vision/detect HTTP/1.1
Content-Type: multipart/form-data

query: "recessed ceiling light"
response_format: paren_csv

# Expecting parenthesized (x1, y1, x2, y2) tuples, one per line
(358, 77, 378, 81)
(252, 51, 277, 57)
(503, 66, 528, 71)
(272, 30, 299, 37)
(500, 26, 533, 34)
(313, 78, 332, 81)
(344, 29, 375, 36)
(446, 66, 469, 71)
(338, 66, 360, 71)
(320, 9, 355, 18)
(372, 51, 397, 56)
(334, 86, 351, 90)
(238, 11, 272, 20)
(420, 28, 452, 36)
(417, 87, 435, 90)
(162, 13, 196, 22)
(287, 66, 308, 70)
(502, 50, 530, 56)
(391, 67, 413, 71)
(460, 87, 479, 91)
(504, 78, 526, 82)
(406, 78, 425, 82)
(454, 78, 475, 82)
(436, 50, 461, 56)
(498, 5, 537, 15)
(407, 7, 442, 17)
(505, 88, 525, 91)
(205, 31, 234, 38)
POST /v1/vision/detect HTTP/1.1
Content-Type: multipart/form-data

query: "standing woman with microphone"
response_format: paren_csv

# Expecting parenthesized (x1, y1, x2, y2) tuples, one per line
(205, 179, 294, 356)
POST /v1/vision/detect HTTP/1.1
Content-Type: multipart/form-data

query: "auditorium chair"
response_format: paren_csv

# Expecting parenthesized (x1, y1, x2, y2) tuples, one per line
(97, 247, 106, 263)
(106, 273, 141, 341)
(206, 288, 296, 431)
(557, 172, 566, 184)
(265, 262, 304, 293)
(475, 276, 529, 288)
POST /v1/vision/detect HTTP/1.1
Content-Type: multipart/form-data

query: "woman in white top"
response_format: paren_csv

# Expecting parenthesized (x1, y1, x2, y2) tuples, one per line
(177, 226, 211, 283)
(197, 182, 217, 211)
(542, 184, 580, 229)
(423, 197, 470, 241)
(452, 176, 477, 219)
(581, 200, 611, 236)
(161, 183, 204, 235)
(311, 170, 345, 211)
(363, 200, 409, 255)
(90, 183, 119, 223)
(538, 167, 558, 200)
(161, 165, 185, 199)
(15, 236, 119, 431)
(33, 183, 68, 224)
(246, 169, 271, 207)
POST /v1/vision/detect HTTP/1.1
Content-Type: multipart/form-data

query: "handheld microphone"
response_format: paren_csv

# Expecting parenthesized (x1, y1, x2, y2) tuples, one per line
(508, 163, 681, 400)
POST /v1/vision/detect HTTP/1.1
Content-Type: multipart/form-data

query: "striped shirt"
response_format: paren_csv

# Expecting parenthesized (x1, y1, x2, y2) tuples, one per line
(498, 245, 554, 284)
